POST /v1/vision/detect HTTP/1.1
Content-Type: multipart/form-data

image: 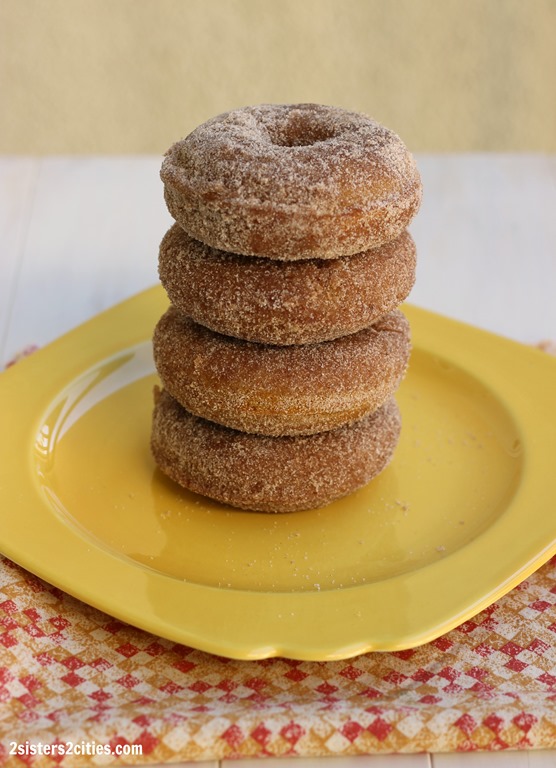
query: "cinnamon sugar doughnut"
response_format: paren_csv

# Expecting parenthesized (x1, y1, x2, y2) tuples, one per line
(151, 388, 401, 513)
(152, 306, 410, 436)
(159, 224, 416, 345)
(161, 104, 422, 260)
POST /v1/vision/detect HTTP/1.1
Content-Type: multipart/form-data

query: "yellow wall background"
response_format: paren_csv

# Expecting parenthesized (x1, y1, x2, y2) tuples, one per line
(1, 0, 555, 154)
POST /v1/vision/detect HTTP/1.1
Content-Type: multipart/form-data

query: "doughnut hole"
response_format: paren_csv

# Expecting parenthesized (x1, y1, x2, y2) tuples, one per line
(265, 109, 339, 147)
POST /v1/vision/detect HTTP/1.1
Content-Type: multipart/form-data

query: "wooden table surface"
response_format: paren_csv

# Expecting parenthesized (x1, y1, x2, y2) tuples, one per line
(1, 154, 555, 767)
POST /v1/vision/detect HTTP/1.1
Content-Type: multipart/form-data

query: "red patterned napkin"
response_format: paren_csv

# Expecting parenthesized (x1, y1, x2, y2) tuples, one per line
(0, 553, 555, 765)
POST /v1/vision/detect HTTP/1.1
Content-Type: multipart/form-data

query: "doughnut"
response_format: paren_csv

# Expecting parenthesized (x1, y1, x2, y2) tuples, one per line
(160, 103, 422, 260)
(159, 224, 416, 345)
(151, 388, 401, 513)
(152, 306, 410, 436)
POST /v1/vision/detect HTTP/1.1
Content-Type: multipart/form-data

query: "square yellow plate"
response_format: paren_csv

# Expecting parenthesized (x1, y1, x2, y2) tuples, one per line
(1, 286, 555, 660)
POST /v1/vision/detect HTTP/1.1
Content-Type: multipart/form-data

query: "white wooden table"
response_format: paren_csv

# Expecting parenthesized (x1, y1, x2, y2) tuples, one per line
(1, 155, 555, 768)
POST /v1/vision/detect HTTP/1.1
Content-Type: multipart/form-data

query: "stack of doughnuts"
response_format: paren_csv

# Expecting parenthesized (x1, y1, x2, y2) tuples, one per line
(151, 104, 422, 513)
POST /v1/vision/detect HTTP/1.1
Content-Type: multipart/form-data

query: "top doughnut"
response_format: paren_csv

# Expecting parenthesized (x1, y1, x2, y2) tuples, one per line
(161, 103, 422, 260)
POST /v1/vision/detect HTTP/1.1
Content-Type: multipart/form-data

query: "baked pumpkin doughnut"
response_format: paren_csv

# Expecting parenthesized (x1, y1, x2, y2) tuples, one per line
(159, 224, 416, 345)
(161, 103, 422, 260)
(152, 306, 410, 436)
(151, 388, 401, 513)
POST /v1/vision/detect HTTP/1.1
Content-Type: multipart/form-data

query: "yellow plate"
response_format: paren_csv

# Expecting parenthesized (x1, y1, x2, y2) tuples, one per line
(1, 286, 555, 660)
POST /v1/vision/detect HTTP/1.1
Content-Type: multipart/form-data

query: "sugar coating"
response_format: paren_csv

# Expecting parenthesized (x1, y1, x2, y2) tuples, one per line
(159, 224, 417, 345)
(151, 388, 402, 513)
(161, 103, 422, 259)
(152, 306, 411, 436)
